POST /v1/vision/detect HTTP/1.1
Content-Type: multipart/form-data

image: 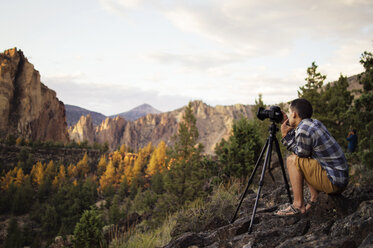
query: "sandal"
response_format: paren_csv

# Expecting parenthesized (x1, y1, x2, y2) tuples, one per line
(274, 204, 302, 217)
(305, 200, 317, 213)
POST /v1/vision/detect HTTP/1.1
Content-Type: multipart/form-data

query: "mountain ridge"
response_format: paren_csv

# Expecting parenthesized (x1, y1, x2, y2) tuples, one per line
(110, 103, 162, 121)
(69, 100, 254, 154)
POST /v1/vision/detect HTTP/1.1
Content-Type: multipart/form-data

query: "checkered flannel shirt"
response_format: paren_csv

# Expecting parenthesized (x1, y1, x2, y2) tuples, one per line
(281, 118, 349, 187)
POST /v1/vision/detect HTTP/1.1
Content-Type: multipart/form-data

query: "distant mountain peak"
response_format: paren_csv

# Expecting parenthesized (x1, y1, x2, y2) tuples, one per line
(111, 104, 162, 121)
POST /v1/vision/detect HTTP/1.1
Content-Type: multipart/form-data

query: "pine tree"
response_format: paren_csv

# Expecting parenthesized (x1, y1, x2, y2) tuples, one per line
(352, 51, 373, 166)
(4, 218, 23, 248)
(164, 102, 205, 205)
(298, 62, 326, 118)
(73, 208, 104, 248)
(215, 116, 262, 179)
(321, 75, 353, 146)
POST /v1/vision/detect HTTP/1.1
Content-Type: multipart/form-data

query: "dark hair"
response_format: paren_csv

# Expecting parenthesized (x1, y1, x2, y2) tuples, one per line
(290, 98, 313, 119)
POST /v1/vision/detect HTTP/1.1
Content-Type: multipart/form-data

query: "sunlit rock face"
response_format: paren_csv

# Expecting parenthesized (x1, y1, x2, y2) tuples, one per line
(0, 48, 69, 142)
(69, 100, 254, 154)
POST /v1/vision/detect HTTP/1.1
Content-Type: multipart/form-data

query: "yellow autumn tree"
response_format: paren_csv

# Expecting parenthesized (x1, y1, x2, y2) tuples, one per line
(116, 160, 125, 185)
(76, 153, 89, 177)
(99, 160, 116, 191)
(67, 164, 76, 178)
(119, 144, 127, 154)
(146, 141, 167, 176)
(132, 142, 153, 178)
(45, 160, 56, 181)
(0, 167, 18, 190)
(97, 155, 107, 177)
(14, 168, 26, 186)
(53, 165, 66, 188)
(111, 151, 122, 167)
(31, 162, 45, 186)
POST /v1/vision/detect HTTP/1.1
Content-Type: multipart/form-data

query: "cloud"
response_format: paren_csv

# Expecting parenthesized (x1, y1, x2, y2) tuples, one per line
(43, 74, 190, 115)
(100, 0, 373, 57)
(144, 51, 245, 70)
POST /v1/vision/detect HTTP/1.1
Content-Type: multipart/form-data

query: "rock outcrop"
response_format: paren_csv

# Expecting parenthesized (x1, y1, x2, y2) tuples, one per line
(164, 175, 373, 248)
(68, 114, 95, 143)
(69, 100, 254, 153)
(0, 48, 69, 142)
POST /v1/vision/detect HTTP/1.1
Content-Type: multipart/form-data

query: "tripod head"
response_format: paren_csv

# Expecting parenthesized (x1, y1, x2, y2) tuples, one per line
(268, 121, 280, 137)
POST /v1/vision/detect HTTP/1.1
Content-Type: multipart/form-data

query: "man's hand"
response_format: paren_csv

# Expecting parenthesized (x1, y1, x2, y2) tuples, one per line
(281, 111, 288, 124)
(281, 119, 293, 138)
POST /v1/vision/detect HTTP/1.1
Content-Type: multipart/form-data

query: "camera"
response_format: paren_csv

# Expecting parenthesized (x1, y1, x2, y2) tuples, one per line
(257, 106, 283, 123)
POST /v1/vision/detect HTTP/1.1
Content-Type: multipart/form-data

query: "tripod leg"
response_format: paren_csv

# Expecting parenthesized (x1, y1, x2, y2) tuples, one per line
(274, 137, 292, 204)
(230, 139, 269, 224)
(248, 137, 273, 234)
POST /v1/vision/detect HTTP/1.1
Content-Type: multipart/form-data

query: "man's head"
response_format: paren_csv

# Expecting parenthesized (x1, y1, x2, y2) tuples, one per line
(288, 98, 313, 127)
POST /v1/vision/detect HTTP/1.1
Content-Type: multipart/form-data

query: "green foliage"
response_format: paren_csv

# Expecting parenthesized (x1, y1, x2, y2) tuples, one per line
(41, 204, 59, 237)
(150, 172, 164, 194)
(353, 51, 373, 166)
(4, 218, 24, 248)
(119, 176, 129, 198)
(163, 102, 207, 206)
(17, 148, 33, 174)
(298, 61, 327, 119)
(109, 195, 122, 225)
(73, 208, 104, 248)
(11, 180, 33, 215)
(319, 75, 354, 146)
(133, 190, 158, 215)
(215, 117, 262, 179)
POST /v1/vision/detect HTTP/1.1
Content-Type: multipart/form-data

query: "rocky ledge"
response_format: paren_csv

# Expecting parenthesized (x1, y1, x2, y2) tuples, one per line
(164, 181, 373, 248)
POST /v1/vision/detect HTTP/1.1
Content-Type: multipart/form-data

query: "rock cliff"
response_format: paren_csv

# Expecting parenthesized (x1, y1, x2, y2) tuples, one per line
(0, 48, 69, 142)
(69, 100, 254, 153)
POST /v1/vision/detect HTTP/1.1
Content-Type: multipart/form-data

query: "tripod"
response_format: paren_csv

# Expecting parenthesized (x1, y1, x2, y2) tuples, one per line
(230, 121, 292, 234)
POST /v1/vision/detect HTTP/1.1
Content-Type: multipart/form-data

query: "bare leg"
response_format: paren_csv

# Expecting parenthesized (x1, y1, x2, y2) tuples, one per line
(305, 181, 319, 211)
(276, 154, 306, 215)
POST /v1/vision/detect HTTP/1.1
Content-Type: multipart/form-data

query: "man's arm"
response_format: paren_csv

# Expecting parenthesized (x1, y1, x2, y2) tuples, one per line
(281, 124, 312, 157)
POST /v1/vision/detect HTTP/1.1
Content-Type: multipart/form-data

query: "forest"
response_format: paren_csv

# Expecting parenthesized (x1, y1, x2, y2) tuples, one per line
(0, 51, 372, 248)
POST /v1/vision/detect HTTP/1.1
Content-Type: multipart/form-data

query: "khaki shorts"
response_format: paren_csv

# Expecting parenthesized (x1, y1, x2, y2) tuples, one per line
(295, 156, 344, 194)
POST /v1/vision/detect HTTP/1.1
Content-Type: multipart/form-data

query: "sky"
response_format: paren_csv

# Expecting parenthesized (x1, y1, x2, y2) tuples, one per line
(1, 0, 372, 116)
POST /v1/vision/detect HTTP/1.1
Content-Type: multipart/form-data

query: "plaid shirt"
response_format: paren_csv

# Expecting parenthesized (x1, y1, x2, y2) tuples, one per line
(282, 118, 348, 187)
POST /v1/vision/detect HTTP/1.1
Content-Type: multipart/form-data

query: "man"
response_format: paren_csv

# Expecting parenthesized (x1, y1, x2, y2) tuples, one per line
(346, 129, 358, 153)
(275, 98, 348, 216)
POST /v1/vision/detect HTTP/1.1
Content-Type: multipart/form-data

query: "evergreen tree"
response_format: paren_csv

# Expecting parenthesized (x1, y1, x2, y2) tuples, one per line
(321, 75, 353, 146)
(11, 179, 33, 215)
(4, 218, 23, 248)
(352, 51, 373, 167)
(119, 175, 129, 198)
(151, 172, 164, 194)
(298, 62, 326, 118)
(164, 102, 205, 205)
(109, 194, 121, 225)
(215, 116, 262, 179)
(73, 208, 104, 248)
